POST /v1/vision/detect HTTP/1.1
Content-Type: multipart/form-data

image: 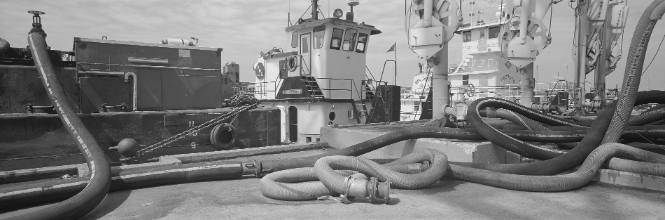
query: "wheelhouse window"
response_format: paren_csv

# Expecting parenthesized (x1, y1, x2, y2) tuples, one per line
(313, 26, 325, 49)
(355, 33, 368, 53)
(300, 33, 310, 54)
(462, 31, 472, 42)
(342, 29, 357, 51)
(291, 32, 298, 48)
(488, 26, 500, 39)
(330, 28, 344, 50)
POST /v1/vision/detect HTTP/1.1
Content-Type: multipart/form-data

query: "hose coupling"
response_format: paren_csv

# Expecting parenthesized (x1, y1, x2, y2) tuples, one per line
(241, 160, 261, 177)
(342, 174, 390, 204)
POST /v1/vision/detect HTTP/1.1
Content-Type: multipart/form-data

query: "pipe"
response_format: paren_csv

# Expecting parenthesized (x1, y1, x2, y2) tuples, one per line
(423, 0, 433, 27)
(78, 71, 138, 111)
(10, 29, 111, 219)
(448, 143, 665, 192)
(519, 0, 531, 43)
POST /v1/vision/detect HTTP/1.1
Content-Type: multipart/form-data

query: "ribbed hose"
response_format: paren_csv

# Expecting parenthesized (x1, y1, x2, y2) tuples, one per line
(448, 143, 665, 192)
(457, 102, 616, 175)
(260, 162, 430, 201)
(607, 158, 665, 176)
(629, 107, 665, 125)
(261, 150, 447, 201)
(10, 32, 112, 220)
(260, 127, 479, 173)
(603, 1, 665, 143)
(484, 108, 552, 131)
(467, 98, 580, 159)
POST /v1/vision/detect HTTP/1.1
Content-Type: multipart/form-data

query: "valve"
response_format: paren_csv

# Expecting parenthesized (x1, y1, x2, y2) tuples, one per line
(28, 10, 46, 35)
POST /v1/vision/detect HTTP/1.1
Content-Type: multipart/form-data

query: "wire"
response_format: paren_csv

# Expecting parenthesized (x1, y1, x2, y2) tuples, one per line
(642, 34, 665, 76)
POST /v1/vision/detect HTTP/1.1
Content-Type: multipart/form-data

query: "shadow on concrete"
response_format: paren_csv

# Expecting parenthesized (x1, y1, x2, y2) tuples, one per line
(82, 190, 132, 220)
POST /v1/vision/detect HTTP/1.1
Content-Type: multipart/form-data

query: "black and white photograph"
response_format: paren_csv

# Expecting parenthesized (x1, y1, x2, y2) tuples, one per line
(1, 0, 664, 219)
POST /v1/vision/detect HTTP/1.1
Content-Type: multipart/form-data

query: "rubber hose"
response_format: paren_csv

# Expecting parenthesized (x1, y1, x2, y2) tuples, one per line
(313, 151, 446, 193)
(468, 98, 576, 159)
(260, 127, 479, 173)
(260, 162, 430, 201)
(603, 1, 665, 144)
(8, 31, 112, 220)
(448, 143, 665, 192)
(469, 90, 665, 162)
(484, 108, 552, 132)
(261, 150, 447, 201)
(607, 158, 665, 176)
(260, 168, 355, 201)
(458, 102, 616, 175)
(629, 107, 665, 125)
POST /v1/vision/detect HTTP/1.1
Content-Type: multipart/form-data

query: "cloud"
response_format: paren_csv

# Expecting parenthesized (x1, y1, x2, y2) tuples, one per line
(1, 0, 663, 89)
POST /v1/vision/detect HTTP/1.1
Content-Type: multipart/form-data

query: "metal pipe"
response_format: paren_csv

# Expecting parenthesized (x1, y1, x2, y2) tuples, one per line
(519, 0, 531, 43)
(423, 0, 433, 26)
(78, 71, 138, 111)
(574, 1, 589, 115)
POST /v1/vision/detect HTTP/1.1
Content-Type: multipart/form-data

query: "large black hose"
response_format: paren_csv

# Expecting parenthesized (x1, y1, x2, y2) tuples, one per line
(603, 2, 665, 144)
(467, 98, 584, 159)
(8, 30, 112, 219)
(448, 143, 665, 191)
(457, 103, 616, 175)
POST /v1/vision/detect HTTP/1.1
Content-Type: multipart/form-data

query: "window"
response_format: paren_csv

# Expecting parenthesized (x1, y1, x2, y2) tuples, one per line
(462, 31, 472, 42)
(330, 28, 344, 50)
(342, 29, 357, 51)
(356, 33, 368, 53)
(462, 75, 469, 85)
(291, 32, 298, 48)
(488, 59, 497, 68)
(313, 26, 325, 49)
(488, 26, 500, 39)
(300, 33, 309, 54)
(479, 29, 485, 39)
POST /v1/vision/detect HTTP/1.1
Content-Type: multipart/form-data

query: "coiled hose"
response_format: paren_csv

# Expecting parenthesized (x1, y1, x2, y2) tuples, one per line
(9, 31, 111, 219)
(261, 149, 447, 202)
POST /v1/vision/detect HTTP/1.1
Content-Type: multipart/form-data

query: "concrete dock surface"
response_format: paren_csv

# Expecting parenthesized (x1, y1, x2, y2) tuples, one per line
(76, 179, 665, 220)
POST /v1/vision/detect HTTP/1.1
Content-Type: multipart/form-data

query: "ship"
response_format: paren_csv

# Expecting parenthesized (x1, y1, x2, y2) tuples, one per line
(1, 0, 665, 219)
(248, 0, 400, 144)
(0, 12, 283, 171)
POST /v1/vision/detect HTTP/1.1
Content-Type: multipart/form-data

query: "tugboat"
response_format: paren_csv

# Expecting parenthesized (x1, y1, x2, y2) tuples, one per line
(250, 0, 395, 144)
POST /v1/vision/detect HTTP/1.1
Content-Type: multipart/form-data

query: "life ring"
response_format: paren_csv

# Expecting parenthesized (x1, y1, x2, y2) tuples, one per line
(210, 123, 235, 149)
(287, 56, 298, 72)
(254, 61, 265, 80)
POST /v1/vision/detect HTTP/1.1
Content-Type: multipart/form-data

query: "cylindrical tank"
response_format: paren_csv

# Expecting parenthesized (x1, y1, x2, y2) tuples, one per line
(0, 37, 10, 55)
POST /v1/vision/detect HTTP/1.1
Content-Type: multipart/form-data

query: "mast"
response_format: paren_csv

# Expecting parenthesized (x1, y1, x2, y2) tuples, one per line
(574, 0, 589, 115)
(594, 0, 614, 109)
(312, 0, 319, 20)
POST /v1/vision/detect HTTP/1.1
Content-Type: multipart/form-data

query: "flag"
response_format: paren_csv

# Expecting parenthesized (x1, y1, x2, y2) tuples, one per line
(386, 42, 396, 53)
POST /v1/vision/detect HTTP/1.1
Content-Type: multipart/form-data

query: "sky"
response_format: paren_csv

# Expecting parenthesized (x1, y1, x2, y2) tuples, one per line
(1, 0, 663, 90)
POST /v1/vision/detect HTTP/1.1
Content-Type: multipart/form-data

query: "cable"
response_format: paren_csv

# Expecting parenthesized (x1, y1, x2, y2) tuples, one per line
(642, 34, 665, 76)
